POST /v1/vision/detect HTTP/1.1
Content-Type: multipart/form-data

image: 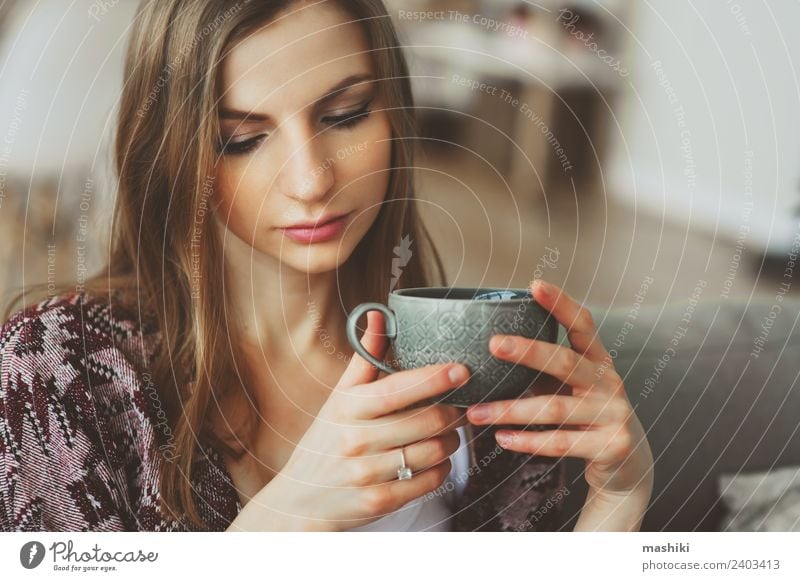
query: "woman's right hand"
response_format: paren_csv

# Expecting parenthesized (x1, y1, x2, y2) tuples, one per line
(231, 311, 471, 531)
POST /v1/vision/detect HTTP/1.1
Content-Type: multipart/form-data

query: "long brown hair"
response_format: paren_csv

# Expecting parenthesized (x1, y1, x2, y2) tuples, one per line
(2, 0, 445, 529)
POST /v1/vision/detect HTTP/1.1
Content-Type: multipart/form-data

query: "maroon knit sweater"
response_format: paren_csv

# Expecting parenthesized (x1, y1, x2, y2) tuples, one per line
(0, 291, 566, 532)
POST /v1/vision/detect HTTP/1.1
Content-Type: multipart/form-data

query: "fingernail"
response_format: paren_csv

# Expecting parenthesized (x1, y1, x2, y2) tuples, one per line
(496, 431, 512, 447)
(492, 336, 514, 355)
(469, 405, 489, 421)
(449, 364, 469, 384)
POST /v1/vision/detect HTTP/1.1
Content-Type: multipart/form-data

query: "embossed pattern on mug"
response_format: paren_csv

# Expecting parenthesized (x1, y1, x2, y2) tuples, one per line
(391, 292, 556, 407)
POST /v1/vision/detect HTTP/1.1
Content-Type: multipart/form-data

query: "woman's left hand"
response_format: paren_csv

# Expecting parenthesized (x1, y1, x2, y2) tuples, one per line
(466, 279, 654, 503)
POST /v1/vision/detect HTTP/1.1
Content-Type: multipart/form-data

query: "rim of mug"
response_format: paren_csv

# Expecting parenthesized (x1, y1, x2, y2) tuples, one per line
(390, 287, 534, 303)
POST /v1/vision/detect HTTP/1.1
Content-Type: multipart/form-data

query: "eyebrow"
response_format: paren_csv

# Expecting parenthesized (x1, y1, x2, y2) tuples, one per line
(219, 73, 376, 121)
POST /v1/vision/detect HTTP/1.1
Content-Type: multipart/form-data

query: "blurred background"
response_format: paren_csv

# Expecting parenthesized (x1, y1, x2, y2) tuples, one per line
(1, 0, 798, 310)
(1, 0, 799, 533)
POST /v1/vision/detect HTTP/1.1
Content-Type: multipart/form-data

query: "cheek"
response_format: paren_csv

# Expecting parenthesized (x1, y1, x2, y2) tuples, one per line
(338, 140, 391, 203)
(334, 113, 393, 209)
(212, 164, 267, 242)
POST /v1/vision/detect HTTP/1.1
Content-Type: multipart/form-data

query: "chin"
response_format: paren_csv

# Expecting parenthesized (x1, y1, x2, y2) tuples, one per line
(276, 244, 355, 275)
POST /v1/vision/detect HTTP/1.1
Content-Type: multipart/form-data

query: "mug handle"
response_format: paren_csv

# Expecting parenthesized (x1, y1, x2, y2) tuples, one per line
(346, 302, 398, 375)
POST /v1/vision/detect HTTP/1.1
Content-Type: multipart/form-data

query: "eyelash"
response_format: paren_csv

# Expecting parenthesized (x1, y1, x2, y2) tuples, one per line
(219, 101, 374, 156)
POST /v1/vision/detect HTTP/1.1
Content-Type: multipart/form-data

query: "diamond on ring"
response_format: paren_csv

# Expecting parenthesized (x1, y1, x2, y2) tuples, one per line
(397, 448, 412, 480)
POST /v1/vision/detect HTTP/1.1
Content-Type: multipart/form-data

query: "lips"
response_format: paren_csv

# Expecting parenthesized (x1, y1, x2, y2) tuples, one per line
(279, 211, 352, 244)
(283, 212, 351, 230)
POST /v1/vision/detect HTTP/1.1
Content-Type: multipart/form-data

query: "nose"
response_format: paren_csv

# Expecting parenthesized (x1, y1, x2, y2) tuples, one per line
(276, 123, 335, 203)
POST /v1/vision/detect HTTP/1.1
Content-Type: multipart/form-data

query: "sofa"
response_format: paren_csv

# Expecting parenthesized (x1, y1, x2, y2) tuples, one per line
(553, 296, 800, 531)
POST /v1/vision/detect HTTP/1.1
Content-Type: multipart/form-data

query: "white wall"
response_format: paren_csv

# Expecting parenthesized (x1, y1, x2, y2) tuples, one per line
(608, 0, 800, 254)
(0, 0, 139, 176)
(0, 1, 140, 275)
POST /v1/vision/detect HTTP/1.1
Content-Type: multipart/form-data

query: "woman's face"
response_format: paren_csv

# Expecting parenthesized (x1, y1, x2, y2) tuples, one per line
(214, 2, 392, 274)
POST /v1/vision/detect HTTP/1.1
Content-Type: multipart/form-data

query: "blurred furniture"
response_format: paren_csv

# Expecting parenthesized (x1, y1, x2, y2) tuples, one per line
(556, 296, 800, 531)
(390, 0, 633, 198)
(0, 0, 137, 307)
(0, 173, 105, 308)
(0, 1, 16, 34)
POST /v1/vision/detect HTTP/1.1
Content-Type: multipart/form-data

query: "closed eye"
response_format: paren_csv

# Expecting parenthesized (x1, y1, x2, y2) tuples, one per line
(218, 134, 266, 156)
(322, 98, 374, 129)
(219, 98, 375, 156)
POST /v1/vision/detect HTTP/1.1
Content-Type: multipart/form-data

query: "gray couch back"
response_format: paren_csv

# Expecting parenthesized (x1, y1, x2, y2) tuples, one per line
(555, 297, 800, 531)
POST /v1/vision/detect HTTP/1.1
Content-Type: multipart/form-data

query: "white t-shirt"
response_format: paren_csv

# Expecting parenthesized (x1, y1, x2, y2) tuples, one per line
(344, 426, 470, 532)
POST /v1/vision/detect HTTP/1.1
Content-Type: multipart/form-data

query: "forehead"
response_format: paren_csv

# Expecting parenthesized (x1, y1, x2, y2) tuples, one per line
(219, 3, 373, 110)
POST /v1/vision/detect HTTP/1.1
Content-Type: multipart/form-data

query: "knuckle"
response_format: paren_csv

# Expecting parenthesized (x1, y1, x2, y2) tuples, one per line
(347, 459, 375, 487)
(429, 458, 452, 486)
(544, 396, 567, 423)
(380, 380, 413, 411)
(421, 432, 460, 462)
(340, 430, 368, 457)
(444, 404, 464, 424)
(370, 378, 396, 404)
(380, 390, 402, 413)
(425, 406, 453, 434)
(445, 430, 462, 454)
(428, 435, 452, 462)
(333, 387, 373, 420)
(554, 350, 579, 378)
(443, 405, 462, 428)
(548, 431, 571, 456)
(612, 431, 634, 458)
(495, 400, 514, 420)
(610, 400, 632, 423)
(363, 486, 391, 515)
(603, 367, 622, 384)
(373, 372, 405, 401)
(577, 307, 595, 329)
(415, 439, 446, 469)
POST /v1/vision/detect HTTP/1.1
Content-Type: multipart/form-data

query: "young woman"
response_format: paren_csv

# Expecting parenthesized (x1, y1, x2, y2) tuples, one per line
(0, 0, 653, 532)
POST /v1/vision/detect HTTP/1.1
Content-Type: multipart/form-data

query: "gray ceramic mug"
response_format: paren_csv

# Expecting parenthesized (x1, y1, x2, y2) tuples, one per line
(345, 287, 559, 408)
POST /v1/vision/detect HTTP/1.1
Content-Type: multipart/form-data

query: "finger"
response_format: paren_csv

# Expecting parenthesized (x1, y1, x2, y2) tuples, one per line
(349, 430, 463, 485)
(364, 405, 468, 451)
(372, 458, 453, 515)
(348, 363, 470, 419)
(531, 279, 610, 363)
(493, 427, 631, 464)
(466, 394, 627, 427)
(399, 430, 463, 474)
(489, 334, 600, 390)
(336, 310, 388, 390)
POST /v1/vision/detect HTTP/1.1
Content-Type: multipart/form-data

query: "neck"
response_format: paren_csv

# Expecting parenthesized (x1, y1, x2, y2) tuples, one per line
(218, 224, 348, 360)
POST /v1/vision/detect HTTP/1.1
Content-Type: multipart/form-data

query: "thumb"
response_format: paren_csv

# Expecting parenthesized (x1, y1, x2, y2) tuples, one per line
(336, 310, 389, 390)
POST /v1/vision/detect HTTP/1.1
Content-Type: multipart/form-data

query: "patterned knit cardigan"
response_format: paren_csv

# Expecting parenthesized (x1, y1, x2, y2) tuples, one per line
(0, 292, 566, 531)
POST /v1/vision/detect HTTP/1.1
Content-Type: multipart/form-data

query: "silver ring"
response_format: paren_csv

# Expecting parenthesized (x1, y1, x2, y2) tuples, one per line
(397, 447, 412, 480)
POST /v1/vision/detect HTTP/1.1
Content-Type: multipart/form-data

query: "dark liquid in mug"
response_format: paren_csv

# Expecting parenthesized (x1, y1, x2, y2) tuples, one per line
(473, 290, 531, 301)
(399, 288, 532, 301)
